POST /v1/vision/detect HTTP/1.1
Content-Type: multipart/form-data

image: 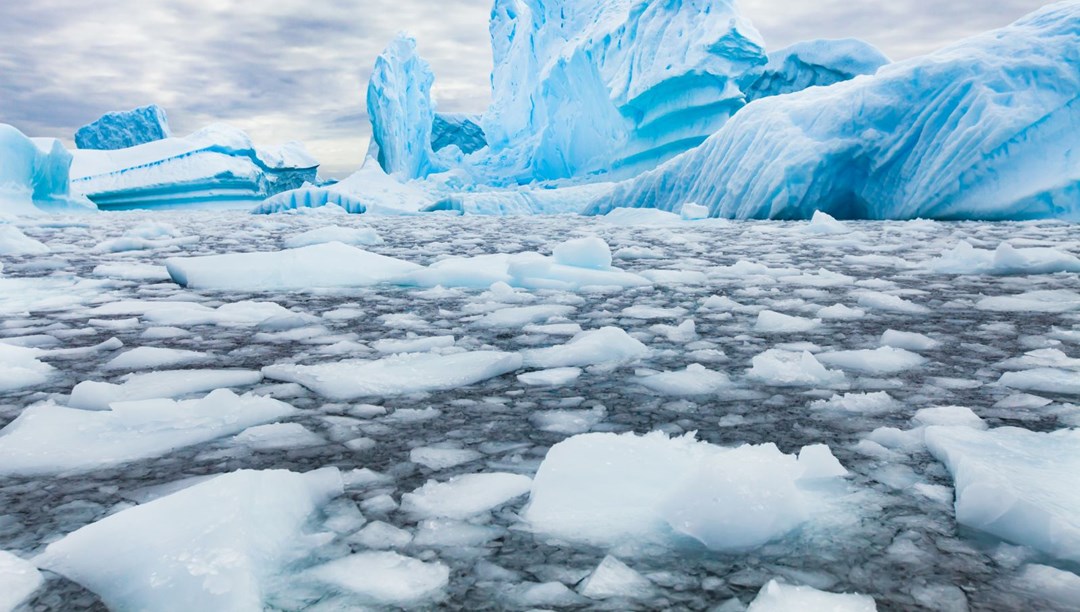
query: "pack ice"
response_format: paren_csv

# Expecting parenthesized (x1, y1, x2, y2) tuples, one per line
(590, 2, 1080, 220)
(525, 432, 849, 550)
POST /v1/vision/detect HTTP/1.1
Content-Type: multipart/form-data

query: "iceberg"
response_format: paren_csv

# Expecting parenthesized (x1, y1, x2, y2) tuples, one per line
(742, 39, 890, 102)
(74, 104, 171, 151)
(367, 34, 440, 180)
(480, 0, 767, 183)
(588, 2, 1080, 220)
(70, 123, 319, 210)
(0, 124, 94, 215)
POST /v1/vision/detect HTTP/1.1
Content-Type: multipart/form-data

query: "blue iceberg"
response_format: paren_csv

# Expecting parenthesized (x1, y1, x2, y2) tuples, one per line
(74, 105, 172, 151)
(71, 124, 319, 210)
(0, 124, 94, 216)
(367, 34, 440, 180)
(588, 2, 1080, 221)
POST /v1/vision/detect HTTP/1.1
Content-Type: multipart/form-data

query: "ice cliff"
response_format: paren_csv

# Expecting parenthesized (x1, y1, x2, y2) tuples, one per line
(588, 2, 1080, 221)
(74, 104, 172, 151)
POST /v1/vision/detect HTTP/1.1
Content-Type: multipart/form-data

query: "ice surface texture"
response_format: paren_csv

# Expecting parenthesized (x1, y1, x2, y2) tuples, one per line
(74, 105, 171, 151)
(70, 124, 319, 210)
(590, 2, 1080, 220)
(432, 113, 486, 155)
(742, 39, 890, 102)
(0, 124, 92, 215)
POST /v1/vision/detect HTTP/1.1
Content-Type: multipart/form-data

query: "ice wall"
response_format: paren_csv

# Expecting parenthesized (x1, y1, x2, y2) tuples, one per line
(0, 124, 94, 215)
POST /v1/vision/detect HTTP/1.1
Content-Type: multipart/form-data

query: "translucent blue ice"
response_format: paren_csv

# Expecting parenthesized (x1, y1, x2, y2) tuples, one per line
(75, 105, 171, 151)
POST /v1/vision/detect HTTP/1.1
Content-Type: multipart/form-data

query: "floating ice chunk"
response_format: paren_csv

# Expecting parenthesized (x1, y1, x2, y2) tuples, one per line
(372, 335, 455, 354)
(92, 262, 172, 282)
(553, 236, 613, 270)
(638, 364, 731, 396)
(304, 551, 448, 606)
(913, 406, 986, 430)
(402, 248, 649, 291)
(0, 225, 49, 255)
(0, 343, 53, 393)
(747, 580, 877, 612)
(531, 406, 607, 435)
(999, 368, 1080, 395)
(811, 392, 899, 414)
(402, 472, 532, 519)
(816, 347, 926, 375)
(924, 426, 1080, 562)
(413, 518, 505, 548)
(69, 369, 263, 410)
(233, 423, 325, 450)
(817, 304, 866, 320)
(976, 290, 1080, 313)
(526, 432, 848, 549)
(615, 246, 665, 260)
(653, 319, 698, 343)
(0, 389, 297, 475)
(798, 444, 849, 479)
(856, 292, 930, 314)
(755, 310, 822, 333)
(166, 242, 422, 291)
(410, 447, 483, 470)
(263, 351, 523, 400)
(579, 555, 655, 600)
(928, 241, 1080, 275)
(510, 582, 587, 608)
(103, 346, 213, 371)
(702, 295, 743, 311)
(36, 468, 343, 612)
(681, 203, 710, 221)
(748, 350, 845, 387)
(89, 299, 296, 328)
(523, 327, 650, 369)
(621, 305, 689, 320)
(881, 330, 940, 351)
(1015, 564, 1080, 608)
(804, 211, 849, 235)
(283, 225, 383, 248)
(518, 367, 583, 387)
(349, 521, 412, 549)
(477, 304, 575, 328)
(0, 550, 43, 612)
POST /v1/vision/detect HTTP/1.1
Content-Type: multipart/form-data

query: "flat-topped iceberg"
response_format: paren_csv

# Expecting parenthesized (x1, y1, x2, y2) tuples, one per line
(589, 3, 1080, 220)
(70, 123, 318, 210)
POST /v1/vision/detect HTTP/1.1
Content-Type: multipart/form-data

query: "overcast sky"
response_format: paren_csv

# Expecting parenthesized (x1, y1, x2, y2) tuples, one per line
(0, 0, 1051, 177)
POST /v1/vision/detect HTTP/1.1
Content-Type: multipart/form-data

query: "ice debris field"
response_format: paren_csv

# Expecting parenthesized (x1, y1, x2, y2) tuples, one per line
(0, 209, 1077, 611)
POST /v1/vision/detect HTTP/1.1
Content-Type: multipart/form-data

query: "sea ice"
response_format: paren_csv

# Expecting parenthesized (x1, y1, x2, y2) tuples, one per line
(578, 555, 655, 600)
(748, 350, 846, 387)
(816, 347, 926, 375)
(747, 580, 877, 611)
(637, 364, 731, 396)
(927, 241, 1080, 275)
(301, 552, 449, 606)
(0, 551, 43, 612)
(401, 472, 532, 519)
(36, 468, 343, 612)
(102, 346, 213, 371)
(69, 369, 263, 410)
(522, 327, 650, 368)
(282, 225, 383, 248)
(0, 343, 53, 393)
(0, 225, 50, 255)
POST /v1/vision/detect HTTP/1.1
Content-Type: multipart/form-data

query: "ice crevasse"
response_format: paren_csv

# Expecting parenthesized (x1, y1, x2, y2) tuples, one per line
(588, 1, 1080, 221)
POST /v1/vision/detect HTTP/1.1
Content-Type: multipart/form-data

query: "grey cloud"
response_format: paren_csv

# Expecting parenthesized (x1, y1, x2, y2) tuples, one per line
(0, 0, 1055, 177)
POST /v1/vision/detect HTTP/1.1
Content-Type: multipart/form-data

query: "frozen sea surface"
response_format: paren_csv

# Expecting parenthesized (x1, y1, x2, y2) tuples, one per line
(1, 211, 1079, 611)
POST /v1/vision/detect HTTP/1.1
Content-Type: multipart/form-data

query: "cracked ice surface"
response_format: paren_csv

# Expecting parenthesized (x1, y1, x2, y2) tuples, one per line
(0, 210, 1078, 610)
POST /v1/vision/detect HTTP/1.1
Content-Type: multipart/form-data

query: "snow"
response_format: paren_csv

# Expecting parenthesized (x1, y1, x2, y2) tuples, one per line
(70, 124, 318, 210)
(263, 351, 523, 400)
(402, 472, 532, 519)
(589, 3, 1080, 221)
(927, 241, 1080, 275)
(522, 327, 650, 368)
(75, 105, 171, 151)
(747, 580, 877, 612)
(743, 38, 890, 102)
(924, 426, 1080, 562)
(69, 369, 263, 410)
(0, 551, 43, 612)
(282, 225, 383, 248)
(366, 34, 439, 180)
(36, 468, 343, 611)
(0, 390, 298, 475)
(165, 242, 422, 291)
(525, 432, 849, 549)
(0, 124, 92, 215)
(301, 552, 449, 605)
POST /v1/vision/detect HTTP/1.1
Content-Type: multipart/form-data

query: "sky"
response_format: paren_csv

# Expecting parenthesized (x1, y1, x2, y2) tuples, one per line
(0, 0, 1052, 177)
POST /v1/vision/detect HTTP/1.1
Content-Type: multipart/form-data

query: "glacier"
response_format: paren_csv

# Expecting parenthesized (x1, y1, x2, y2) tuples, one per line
(70, 123, 319, 210)
(74, 104, 171, 151)
(588, 2, 1080, 221)
(0, 124, 94, 216)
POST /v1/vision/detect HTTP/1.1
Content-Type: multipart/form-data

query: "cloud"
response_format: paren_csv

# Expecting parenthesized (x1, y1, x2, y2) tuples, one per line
(0, 0, 1052, 177)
